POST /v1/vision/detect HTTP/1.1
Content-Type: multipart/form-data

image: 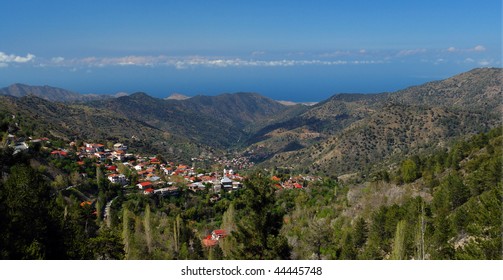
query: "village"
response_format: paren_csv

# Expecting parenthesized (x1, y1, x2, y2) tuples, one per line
(73, 142, 316, 194)
(6, 135, 319, 247)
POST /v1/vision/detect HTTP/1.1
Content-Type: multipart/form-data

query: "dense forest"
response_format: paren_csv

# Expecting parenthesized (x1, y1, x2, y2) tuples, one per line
(0, 108, 501, 259)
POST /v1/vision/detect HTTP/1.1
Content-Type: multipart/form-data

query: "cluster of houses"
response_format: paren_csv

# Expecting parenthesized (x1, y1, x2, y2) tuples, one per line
(212, 155, 255, 171)
(8, 132, 316, 200)
(6, 134, 50, 155)
(5, 132, 323, 249)
(272, 175, 303, 189)
(140, 169, 244, 196)
(75, 142, 131, 162)
(50, 141, 246, 197)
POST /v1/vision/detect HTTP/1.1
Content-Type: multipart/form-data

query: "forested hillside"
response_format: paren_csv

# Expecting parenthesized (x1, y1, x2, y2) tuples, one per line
(254, 68, 502, 176)
(280, 128, 502, 259)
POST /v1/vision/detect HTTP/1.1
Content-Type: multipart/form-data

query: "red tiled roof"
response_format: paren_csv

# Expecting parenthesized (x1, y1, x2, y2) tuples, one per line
(202, 239, 218, 247)
(213, 229, 227, 236)
(80, 201, 92, 207)
(138, 181, 152, 187)
(144, 188, 154, 193)
(51, 150, 68, 156)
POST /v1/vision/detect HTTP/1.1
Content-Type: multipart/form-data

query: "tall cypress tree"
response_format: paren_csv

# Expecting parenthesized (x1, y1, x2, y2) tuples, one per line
(228, 173, 290, 259)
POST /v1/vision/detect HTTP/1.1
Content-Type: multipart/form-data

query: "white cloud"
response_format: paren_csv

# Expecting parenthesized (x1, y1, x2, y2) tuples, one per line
(0, 51, 35, 65)
(396, 48, 427, 57)
(56, 55, 385, 69)
(447, 45, 487, 53)
(473, 45, 486, 52)
(165, 57, 384, 68)
(478, 59, 491, 66)
(0, 62, 8, 68)
(14, 53, 35, 63)
(51, 56, 65, 63)
(319, 50, 351, 57)
(251, 51, 265, 56)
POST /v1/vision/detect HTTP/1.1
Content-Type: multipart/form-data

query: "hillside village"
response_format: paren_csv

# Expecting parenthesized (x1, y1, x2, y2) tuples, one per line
(4, 128, 321, 244)
(5, 132, 324, 248)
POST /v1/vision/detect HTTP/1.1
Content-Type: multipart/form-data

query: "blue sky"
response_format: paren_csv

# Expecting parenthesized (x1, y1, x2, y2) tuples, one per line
(0, 0, 501, 101)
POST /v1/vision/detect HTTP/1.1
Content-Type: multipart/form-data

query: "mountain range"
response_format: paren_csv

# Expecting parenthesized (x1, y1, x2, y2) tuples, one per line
(1, 67, 501, 176)
(0, 83, 126, 102)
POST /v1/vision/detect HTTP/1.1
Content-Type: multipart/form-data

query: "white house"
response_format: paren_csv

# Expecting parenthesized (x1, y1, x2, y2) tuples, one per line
(108, 174, 127, 185)
(221, 176, 233, 189)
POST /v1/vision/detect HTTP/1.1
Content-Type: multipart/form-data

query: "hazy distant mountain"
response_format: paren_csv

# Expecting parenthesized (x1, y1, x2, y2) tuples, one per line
(277, 100, 318, 106)
(165, 93, 191, 100)
(0, 83, 117, 102)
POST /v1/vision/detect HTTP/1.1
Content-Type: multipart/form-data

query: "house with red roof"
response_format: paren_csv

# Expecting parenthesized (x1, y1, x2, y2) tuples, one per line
(106, 165, 117, 171)
(136, 181, 153, 189)
(51, 150, 68, 157)
(112, 150, 125, 161)
(143, 188, 154, 195)
(202, 236, 219, 247)
(293, 183, 303, 189)
(202, 229, 228, 247)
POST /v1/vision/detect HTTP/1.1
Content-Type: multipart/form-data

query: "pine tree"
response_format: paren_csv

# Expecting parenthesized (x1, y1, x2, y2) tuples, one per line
(143, 204, 153, 254)
(339, 231, 356, 259)
(305, 217, 331, 259)
(2, 165, 55, 259)
(228, 173, 290, 259)
(353, 217, 368, 249)
(401, 159, 418, 183)
(220, 203, 237, 257)
(391, 220, 406, 260)
(122, 208, 130, 258)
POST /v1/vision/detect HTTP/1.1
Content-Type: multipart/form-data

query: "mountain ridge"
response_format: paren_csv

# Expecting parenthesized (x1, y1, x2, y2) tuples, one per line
(0, 67, 501, 176)
(246, 68, 502, 175)
(0, 83, 120, 102)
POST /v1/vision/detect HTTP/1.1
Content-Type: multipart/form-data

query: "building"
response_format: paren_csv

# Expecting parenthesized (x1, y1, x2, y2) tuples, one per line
(108, 174, 127, 185)
(136, 181, 153, 189)
(221, 177, 233, 189)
